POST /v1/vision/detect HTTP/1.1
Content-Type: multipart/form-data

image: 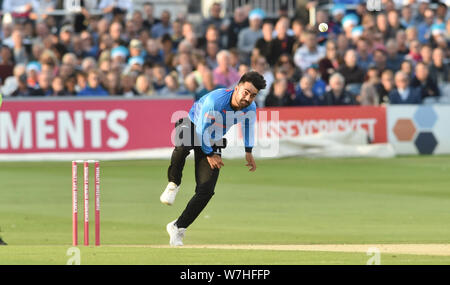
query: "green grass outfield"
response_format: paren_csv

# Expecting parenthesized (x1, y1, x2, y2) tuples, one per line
(0, 156, 449, 264)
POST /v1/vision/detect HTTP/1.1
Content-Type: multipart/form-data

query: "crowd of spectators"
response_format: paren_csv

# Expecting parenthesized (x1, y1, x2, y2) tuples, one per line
(0, 0, 448, 108)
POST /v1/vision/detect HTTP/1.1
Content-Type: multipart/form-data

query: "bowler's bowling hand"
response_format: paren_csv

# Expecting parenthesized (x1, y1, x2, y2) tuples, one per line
(245, 152, 256, 172)
(207, 154, 224, 169)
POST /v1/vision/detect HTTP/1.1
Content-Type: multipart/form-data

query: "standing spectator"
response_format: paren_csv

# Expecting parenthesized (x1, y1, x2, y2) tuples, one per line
(264, 78, 291, 107)
(318, 40, 343, 84)
(12, 28, 28, 65)
(294, 30, 326, 72)
(293, 75, 323, 106)
(213, 50, 240, 88)
(269, 17, 295, 66)
(323, 73, 356, 106)
(152, 10, 173, 39)
(254, 21, 273, 63)
(201, 2, 224, 37)
(237, 9, 264, 64)
(376, 13, 389, 42)
(224, 7, 248, 49)
(411, 62, 440, 101)
(389, 71, 422, 104)
(78, 69, 109, 96)
(142, 2, 160, 30)
(338, 49, 365, 86)
(291, 19, 305, 52)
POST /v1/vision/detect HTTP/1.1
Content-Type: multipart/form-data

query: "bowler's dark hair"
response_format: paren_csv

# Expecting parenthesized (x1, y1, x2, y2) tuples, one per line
(238, 71, 266, 91)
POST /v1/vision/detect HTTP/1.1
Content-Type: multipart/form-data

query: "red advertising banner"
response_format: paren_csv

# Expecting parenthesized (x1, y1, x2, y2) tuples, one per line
(0, 98, 193, 154)
(258, 106, 387, 143)
(0, 99, 387, 157)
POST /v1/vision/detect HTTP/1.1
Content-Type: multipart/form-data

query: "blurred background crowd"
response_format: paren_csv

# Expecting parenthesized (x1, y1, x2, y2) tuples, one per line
(0, 0, 448, 107)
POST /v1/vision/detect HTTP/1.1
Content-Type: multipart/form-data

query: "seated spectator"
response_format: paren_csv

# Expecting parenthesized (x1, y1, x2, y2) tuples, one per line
(121, 73, 138, 97)
(429, 48, 450, 89)
(306, 64, 326, 98)
(0, 45, 15, 81)
(293, 75, 323, 106)
(355, 38, 374, 71)
(389, 71, 422, 104)
(395, 30, 409, 56)
(374, 69, 395, 105)
(32, 72, 53, 96)
(213, 50, 240, 88)
(417, 8, 434, 44)
(135, 74, 155, 96)
(238, 64, 249, 76)
(145, 39, 164, 65)
(410, 62, 440, 100)
(405, 40, 422, 65)
(275, 54, 302, 84)
(251, 55, 274, 106)
(372, 47, 388, 74)
(360, 66, 381, 105)
(387, 10, 405, 39)
(64, 74, 78, 96)
(80, 30, 98, 58)
(195, 69, 225, 101)
(104, 71, 121, 95)
(420, 44, 433, 67)
(323, 73, 357, 106)
(50, 76, 66, 96)
(237, 9, 264, 63)
(151, 10, 173, 39)
(385, 39, 404, 72)
(294, 29, 326, 72)
(11, 65, 34, 96)
(318, 41, 343, 84)
(78, 69, 109, 96)
(129, 39, 144, 58)
(338, 49, 365, 85)
(158, 71, 182, 96)
(264, 78, 291, 107)
(152, 63, 167, 93)
(400, 60, 414, 80)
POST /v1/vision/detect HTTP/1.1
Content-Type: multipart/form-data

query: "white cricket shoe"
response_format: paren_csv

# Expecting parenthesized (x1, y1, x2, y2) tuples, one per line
(160, 182, 180, 205)
(166, 220, 186, 246)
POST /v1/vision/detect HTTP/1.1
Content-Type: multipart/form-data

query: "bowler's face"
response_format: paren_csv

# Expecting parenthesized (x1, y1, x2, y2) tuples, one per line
(235, 82, 258, 109)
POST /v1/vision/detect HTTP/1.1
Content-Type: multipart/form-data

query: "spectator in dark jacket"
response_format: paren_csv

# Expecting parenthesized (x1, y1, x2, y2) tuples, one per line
(323, 73, 357, 106)
(268, 17, 295, 66)
(264, 78, 291, 107)
(338, 49, 365, 85)
(78, 69, 109, 96)
(389, 71, 422, 104)
(254, 20, 274, 62)
(410, 62, 440, 100)
(293, 75, 323, 106)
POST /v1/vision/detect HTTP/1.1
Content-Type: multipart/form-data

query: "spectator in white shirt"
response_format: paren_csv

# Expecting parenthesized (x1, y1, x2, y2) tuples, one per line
(294, 30, 326, 72)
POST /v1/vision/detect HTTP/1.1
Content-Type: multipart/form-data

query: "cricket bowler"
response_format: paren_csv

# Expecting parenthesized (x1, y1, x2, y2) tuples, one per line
(160, 71, 266, 246)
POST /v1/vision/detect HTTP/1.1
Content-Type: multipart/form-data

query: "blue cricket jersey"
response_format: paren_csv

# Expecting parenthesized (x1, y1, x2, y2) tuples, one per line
(188, 88, 256, 156)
